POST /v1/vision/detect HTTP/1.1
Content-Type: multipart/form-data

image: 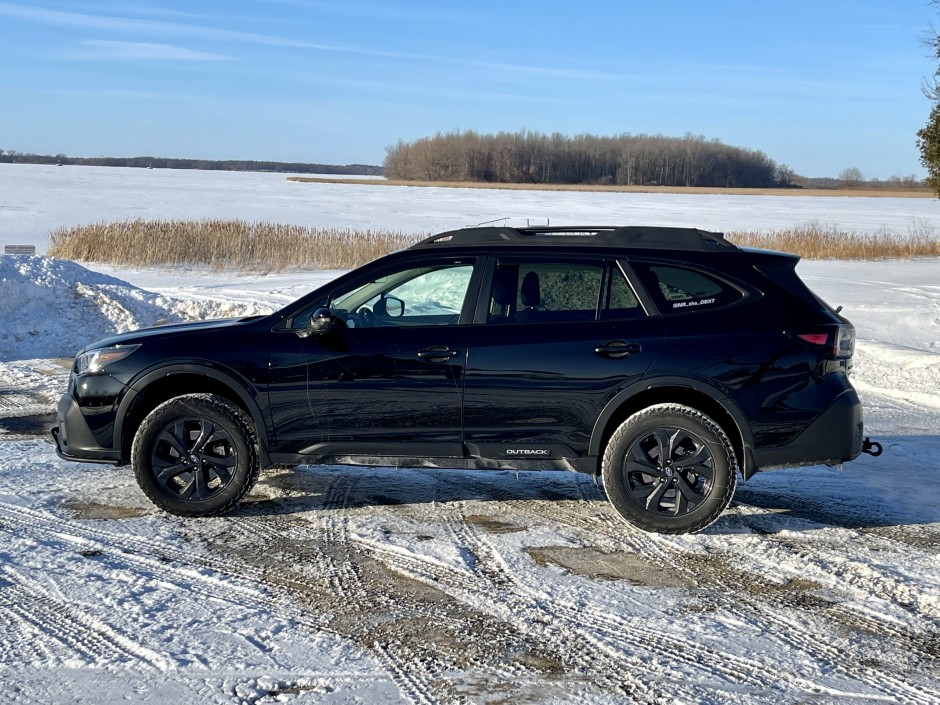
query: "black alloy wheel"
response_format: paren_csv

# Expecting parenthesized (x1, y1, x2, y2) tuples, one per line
(132, 394, 259, 516)
(602, 404, 737, 534)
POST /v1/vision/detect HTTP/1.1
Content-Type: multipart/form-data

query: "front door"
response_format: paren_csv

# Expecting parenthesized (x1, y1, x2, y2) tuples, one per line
(271, 257, 479, 458)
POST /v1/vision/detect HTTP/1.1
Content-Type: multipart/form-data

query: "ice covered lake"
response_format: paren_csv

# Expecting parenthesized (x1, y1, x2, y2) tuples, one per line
(3, 163, 940, 255)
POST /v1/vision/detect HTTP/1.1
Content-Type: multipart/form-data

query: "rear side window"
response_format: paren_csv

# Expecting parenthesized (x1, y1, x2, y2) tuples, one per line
(487, 260, 646, 324)
(488, 261, 602, 324)
(633, 263, 742, 314)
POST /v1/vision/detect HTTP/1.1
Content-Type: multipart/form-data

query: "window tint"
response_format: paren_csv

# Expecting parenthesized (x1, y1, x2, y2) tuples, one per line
(487, 261, 607, 324)
(602, 264, 644, 320)
(635, 263, 741, 314)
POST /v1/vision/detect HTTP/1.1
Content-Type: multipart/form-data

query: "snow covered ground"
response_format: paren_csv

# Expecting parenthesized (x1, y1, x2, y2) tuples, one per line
(0, 167, 938, 704)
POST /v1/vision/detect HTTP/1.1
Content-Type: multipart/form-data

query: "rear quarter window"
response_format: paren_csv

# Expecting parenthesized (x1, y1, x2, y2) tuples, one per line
(633, 263, 743, 314)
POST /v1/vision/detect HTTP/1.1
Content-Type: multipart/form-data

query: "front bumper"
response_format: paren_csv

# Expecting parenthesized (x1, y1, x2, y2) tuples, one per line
(52, 382, 124, 465)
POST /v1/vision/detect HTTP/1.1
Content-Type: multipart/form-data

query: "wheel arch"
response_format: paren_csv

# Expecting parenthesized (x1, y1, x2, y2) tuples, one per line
(589, 377, 757, 479)
(114, 364, 271, 467)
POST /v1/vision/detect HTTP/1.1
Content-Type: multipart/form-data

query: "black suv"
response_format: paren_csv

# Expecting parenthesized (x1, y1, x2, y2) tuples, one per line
(53, 226, 872, 533)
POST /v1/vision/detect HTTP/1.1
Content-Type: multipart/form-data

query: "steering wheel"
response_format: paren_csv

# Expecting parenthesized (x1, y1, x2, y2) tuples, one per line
(357, 306, 375, 328)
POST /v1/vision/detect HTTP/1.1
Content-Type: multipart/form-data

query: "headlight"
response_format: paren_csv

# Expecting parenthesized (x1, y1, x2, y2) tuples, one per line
(75, 344, 141, 374)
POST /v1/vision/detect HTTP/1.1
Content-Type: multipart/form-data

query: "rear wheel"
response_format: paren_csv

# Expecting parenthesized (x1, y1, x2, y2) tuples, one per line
(131, 394, 259, 516)
(602, 404, 737, 534)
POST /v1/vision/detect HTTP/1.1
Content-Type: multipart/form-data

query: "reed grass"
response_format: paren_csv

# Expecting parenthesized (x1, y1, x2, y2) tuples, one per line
(47, 219, 426, 271)
(726, 223, 940, 260)
(45, 219, 940, 270)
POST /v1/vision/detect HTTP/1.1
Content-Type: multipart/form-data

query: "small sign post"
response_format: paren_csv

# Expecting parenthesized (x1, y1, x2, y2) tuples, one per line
(3, 245, 37, 255)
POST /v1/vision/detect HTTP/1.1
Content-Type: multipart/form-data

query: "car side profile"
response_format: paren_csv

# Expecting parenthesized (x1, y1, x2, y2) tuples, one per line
(53, 226, 879, 533)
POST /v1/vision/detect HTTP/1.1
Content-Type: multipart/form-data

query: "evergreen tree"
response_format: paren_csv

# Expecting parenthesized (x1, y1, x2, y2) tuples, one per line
(917, 103, 940, 196)
(917, 4, 940, 196)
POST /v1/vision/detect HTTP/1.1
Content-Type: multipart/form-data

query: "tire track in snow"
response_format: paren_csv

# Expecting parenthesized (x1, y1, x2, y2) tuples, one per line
(470, 471, 940, 699)
(0, 498, 438, 702)
(357, 510, 644, 701)
(440, 508, 851, 701)
(353, 487, 940, 705)
(313, 471, 447, 705)
(0, 586, 55, 665)
(667, 546, 940, 705)
(0, 568, 170, 670)
(0, 501, 331, 634)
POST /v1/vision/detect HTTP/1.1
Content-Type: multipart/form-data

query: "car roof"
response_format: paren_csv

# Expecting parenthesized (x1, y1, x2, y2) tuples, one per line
(410, 226, 739, 253)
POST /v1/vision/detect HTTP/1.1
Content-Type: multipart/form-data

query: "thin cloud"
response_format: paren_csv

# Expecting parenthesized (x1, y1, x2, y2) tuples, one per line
(73, 40, 230, 61)
(263, 0, 474, 23)
(474, 60, 629, 82)
(288, 71, 544, 103)
(0, 1, 419, 55)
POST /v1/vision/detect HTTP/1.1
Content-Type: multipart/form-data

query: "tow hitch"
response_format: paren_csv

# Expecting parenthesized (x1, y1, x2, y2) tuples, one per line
(862, 437, 883, 457)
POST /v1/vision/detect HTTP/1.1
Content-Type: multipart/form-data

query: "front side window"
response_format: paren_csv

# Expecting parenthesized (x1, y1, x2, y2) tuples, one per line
(332, 263, 474, 326)
(290, 261, 475, 330)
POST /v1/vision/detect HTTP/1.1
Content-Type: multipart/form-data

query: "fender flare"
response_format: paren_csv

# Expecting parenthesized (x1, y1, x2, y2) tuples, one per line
(588, 375, 757, 478)
(114, 362, 272, 467)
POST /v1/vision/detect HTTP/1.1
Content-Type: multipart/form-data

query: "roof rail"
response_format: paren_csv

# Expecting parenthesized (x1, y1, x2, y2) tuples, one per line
(411, 226, 736, 252)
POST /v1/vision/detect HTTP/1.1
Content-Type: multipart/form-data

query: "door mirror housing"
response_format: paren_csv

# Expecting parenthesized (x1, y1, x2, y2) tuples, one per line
(377, 295, 405, 318)
(310, 307, 333, 334)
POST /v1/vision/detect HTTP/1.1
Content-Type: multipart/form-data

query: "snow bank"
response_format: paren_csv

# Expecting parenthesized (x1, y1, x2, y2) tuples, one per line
(0, 255, 273, 361)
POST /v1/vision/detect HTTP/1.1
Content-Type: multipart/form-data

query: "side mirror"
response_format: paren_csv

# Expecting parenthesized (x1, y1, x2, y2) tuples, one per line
(309, 307, 332, 335)
(380, 295, 405, 317)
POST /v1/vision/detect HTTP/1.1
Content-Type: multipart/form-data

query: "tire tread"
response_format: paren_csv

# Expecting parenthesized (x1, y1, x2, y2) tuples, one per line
(131, 393, 260, 517)
(601, 403, 738, 534)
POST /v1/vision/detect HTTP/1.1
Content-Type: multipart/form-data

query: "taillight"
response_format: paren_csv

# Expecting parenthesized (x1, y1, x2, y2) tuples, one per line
(797, 333, 829, 346)
(794, 324, 854, 358)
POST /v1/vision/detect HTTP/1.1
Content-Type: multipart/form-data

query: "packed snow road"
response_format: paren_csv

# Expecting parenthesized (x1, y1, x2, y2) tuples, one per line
(0, 418, 938, 704)
(0, 257, 938, 703)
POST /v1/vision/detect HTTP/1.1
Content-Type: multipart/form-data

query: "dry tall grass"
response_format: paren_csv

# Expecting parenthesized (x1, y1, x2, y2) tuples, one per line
(726, 223, 940, 260)
(47, 219, 426, 271)
(45, 219, 940, 270)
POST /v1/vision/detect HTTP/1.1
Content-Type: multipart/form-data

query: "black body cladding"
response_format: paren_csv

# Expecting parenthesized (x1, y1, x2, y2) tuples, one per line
(53, 226, 866, 532)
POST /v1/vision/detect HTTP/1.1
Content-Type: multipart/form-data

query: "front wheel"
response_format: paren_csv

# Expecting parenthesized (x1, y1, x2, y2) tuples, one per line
(131, 394, 259, 516)
(602, 404, 738, 534)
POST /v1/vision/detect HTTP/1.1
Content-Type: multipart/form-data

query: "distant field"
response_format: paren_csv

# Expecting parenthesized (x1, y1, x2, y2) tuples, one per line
(45, 220, 940, 271)
(287, 176, 933, 199)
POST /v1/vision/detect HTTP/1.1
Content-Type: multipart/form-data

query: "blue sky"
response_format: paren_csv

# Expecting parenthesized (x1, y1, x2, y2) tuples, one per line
(0, 1, 935, 178)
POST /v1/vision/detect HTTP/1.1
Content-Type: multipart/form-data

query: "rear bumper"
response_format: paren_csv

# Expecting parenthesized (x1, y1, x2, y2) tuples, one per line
(753, 387, 864, 471)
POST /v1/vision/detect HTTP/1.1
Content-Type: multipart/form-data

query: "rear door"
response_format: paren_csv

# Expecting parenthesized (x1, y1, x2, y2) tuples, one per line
(461, 255, 664, 461)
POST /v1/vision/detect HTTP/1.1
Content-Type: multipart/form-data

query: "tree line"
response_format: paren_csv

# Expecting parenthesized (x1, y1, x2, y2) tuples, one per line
(0, 150, 381, 175)
(383, 130, 794, 188)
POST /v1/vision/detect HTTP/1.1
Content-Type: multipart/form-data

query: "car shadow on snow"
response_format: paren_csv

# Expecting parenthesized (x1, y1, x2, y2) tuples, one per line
(229, 434, 940, 537)
(237, 464, 607, 516)
(719, 433, 940, 536)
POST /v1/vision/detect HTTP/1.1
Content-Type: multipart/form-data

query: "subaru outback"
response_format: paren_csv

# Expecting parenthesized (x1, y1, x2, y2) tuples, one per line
(53, 226, 878, 533)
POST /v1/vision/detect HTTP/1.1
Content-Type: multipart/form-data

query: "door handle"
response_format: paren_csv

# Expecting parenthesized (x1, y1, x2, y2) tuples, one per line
(595, 340, 642, 359)
(417, 346, 459, 363)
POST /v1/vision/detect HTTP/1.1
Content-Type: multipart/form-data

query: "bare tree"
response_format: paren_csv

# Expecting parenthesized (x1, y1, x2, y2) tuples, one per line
(838, 167, 864, 186)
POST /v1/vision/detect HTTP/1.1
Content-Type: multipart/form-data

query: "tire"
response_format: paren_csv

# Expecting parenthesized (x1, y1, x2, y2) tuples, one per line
(601, 404, 738, 534)
(131, 393, 260, 517)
